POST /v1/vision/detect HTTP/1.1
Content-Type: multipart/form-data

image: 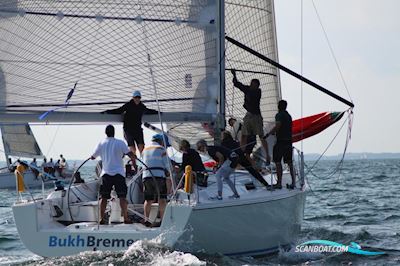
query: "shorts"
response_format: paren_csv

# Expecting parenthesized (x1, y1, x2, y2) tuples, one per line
(273, 142, 293, 163)
(143, 177, 167, 201)
(100, 174, 127, 199)
(242, 112, 264, 136)
(245, 135, 257, 154)
(124, 129, 144, 147)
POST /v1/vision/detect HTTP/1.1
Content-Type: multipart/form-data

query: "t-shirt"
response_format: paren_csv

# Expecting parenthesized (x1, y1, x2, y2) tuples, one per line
(182, 148, 205, 172)
(229, 120, 242, 142)
(142, 142, 171, 179)
(233, 80, 261, 115)
(275, 110, 292, 143)
(207, 145, 228, 162)
(105, 100, 158, 133)
(92, 137, 130, 176)
(221, 138, 244, 168)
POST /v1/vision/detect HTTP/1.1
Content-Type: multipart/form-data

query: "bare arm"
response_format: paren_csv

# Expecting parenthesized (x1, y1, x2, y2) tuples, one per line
(231, 69, 247, 93)
(265, 121, 281, 138)
(215, 152, 225, 167)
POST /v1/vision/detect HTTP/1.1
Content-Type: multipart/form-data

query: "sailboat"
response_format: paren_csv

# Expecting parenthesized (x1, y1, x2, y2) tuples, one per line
(0, 124, 74, 188)
(0, 0, 353, 257)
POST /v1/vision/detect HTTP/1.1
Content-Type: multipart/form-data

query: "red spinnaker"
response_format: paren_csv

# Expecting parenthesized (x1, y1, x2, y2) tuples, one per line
(292, 112, 344, 142)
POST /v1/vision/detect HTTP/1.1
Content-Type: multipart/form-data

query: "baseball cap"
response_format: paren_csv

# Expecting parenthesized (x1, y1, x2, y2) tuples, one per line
(152, 133, 170, 147)
(132, 90, 141, 98)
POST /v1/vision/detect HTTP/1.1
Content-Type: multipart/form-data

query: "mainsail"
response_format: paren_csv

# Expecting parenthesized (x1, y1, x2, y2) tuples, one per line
(0, 0, 282, 145)
(225, 1, 280, 126)
(0, 124, 43, 159)
(0, 0, 222, 112)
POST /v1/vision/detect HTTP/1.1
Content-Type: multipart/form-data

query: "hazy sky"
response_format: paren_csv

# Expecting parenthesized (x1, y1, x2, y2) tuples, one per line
(1, 0, 399, 161)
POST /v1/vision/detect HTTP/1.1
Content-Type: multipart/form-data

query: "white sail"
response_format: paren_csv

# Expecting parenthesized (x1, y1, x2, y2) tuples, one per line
(0, 0, 220, 112)
(0, 124, 43, 158)
(225, 0, 281, 125)
(0, 0, 280, 144)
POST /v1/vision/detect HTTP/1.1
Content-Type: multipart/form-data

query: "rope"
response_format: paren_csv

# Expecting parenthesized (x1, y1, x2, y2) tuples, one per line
(302, 109, 354, 200)
(141, 17, 175, 190)
(311, 0, 354, 103)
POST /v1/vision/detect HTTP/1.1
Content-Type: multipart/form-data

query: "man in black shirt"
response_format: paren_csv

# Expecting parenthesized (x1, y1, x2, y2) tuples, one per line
(227, 117, 257, 166)
(179, 139, 207, 186)
(179, 140, 205, 172)
(103, 90, 158, 157)
(196, 139, 240, 199)
(231, 70, 270, 164)
(220, 131, 270, 188)
(266, 100, 295, 189)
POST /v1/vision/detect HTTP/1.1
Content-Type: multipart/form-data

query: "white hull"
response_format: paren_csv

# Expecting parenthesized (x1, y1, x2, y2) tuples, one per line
(12, 171, 306, 257)
(176, 191, 305, 256)
(0, 169, 73, 189)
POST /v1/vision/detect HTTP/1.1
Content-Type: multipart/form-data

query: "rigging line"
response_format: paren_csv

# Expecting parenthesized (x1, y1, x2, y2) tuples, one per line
(311, 0, 353, 103)
(300, 112, 353, 200)
(224, 41, 234, 117)
(304, 109, 351, 174)
(141, 13, 175, 189)
(301, 0, 304, 153)
(302, 112, 353, 200)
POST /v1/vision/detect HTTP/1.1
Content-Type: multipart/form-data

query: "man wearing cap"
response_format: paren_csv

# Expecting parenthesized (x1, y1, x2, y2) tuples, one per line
(91, 125, 135, 224)
(103, 90, 159, 158)
(141, 133, 171, 225)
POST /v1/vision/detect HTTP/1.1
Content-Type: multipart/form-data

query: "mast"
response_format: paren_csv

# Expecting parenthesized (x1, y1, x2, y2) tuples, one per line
(270, 0, 282, 101)
(215, 0, 226, 145)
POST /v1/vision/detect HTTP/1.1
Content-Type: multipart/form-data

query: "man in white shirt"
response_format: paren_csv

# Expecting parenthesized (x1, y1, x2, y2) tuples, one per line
(228, 117, 242, 142)
(91, 125, 135, 224)
(142, 133, 171, 225)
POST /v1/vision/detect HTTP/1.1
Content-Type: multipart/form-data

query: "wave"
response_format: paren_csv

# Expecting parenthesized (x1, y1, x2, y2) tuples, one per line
(384, 215, 400, 221)
(29, 239, 206, 266)
(305, 214, 347, 221)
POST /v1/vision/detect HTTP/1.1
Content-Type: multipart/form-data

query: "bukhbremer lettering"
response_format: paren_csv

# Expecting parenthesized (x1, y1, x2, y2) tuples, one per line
(49, 235, 135, 247)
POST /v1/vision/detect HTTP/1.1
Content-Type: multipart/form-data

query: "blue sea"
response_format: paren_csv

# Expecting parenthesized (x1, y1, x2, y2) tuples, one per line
(0, 159, 399, 265)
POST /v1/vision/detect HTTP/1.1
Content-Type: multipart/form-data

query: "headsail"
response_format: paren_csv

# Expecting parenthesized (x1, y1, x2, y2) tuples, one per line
(292, 112, 345, 143)
(0, 124, 43, 159)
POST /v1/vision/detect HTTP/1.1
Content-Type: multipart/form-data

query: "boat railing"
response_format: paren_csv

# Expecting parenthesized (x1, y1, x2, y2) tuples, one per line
(293, 147, 305, 189)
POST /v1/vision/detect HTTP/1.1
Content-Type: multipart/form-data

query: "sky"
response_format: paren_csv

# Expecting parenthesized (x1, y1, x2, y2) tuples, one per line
(1, 0, 399, 161)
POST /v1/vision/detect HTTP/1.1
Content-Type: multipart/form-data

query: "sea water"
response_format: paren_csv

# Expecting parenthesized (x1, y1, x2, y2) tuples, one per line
(0, 159, 399, 265)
